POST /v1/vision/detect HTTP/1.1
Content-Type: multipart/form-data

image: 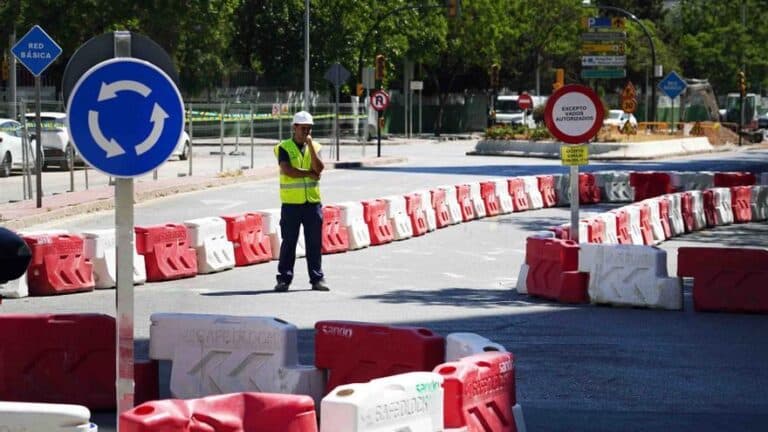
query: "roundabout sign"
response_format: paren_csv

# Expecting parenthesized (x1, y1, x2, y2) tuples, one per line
(544, 84, 603, 144)
(67, 57, 184, 178)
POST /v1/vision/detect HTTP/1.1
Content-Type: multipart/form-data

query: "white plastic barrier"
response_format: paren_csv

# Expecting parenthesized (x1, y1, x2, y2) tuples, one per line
(553, 173, 571, 206)
(623, 206, 645, 245)
(445, 333, 506, 361)
(751, 186, 768, 221)
(594, 171, 631, 203)
(761, 172, 768, 185)
(320, 371, 444, 432)
(0, 401, 96, 431)
(149, 313, 325, 404)
(665, 194, 685, 237)
(578, 244, 682, 310)
(81, 229, 147, 289)
(259, 208, 305, 258)
(382, 195, 414, 240)
(521, 176, 544, 209)
(711, 187, 734, 225)
(438, 185, 464, 225)
(596, 213, 619, 244)
(670, 171, 714, 191)
(468, 181, 487, 219)
(414, 190, 438, 232)
(493, 179, 514, 214)
(337, 201, 372, 250)
(184, 217, 236, 274)
(688, 191, 707, 231)
(0, 229, 67, 298)
(643, 198, 667, 244)
(515, 231, 555, 294)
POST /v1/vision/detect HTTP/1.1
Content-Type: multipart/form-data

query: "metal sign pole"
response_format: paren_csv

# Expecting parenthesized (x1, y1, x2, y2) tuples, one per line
(113, 30, 135, 421)
(335, 86, 340, 161)
(570, 164, 580, 243)
(249, 104, 254, 169)
(377, 109, 381, 157)
(34, 77, 43, 208)
(188, 103, 193, 177)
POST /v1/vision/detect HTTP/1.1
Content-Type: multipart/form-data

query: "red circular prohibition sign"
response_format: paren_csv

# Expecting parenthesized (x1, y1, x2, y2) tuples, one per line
(544, 84, 604, 144)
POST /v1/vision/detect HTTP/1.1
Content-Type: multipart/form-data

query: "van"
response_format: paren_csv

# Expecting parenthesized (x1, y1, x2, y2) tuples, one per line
(491, 94, 548, 128)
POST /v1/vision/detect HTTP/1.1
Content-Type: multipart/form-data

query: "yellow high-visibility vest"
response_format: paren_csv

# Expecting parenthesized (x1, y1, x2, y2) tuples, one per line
(274, 139, 321, 204)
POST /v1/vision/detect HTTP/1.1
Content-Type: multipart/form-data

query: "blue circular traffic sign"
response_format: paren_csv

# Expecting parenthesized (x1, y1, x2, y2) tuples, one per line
(66, 57, 184, 177)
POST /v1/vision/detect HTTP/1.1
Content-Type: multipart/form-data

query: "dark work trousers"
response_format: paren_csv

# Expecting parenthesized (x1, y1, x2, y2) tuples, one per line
(276, 202, 324, 284)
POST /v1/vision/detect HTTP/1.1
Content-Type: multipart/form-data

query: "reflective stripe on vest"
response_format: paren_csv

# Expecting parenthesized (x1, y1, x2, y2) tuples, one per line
(274, 139, 321, 204)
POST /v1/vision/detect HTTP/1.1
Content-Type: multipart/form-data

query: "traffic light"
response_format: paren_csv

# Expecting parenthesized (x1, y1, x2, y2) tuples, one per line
(489, 64, 500, 88)
(375, 54, 386, 81)
(738, 71, 746, 97)
(553, 68, 564, 91)
(446, 0, 460, 18)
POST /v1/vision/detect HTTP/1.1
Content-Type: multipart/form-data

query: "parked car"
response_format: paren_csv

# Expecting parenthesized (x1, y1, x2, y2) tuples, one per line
(491, 94, 548, 129)
(0, 118, 38, 177)
(170, 131, 191, 161)
(604, 110, 638, 129)
(24, 112, 81, 171)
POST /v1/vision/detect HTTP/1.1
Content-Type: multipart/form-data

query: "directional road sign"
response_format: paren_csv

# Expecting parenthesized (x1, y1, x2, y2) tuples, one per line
(581, 43, 625, 54)
(580, 68, 627, 80)
(580, 32, 627, 42)
(67, 57, 185, 178)
(370, 89, 390, 111)
(657, 71, 688, 100)
(581, 56, 626, 67)
(582, 16, 625, 30)
(11, 25, 62, 76)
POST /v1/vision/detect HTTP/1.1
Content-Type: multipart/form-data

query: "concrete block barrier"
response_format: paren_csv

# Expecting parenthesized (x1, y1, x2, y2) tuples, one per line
(469, 181, 488, 218)
(445, 333, 506, 361)
(493, 179, 514, 214)
(320, 372, 443, 432)
(678, 247, 768, 313)
(436, 352, 517, 432)
(121, 393, 318, 432)
(337, 202, 372, 250)
(149, 313, 325, 403)
(82, 229, 147, 289)
(315, 321, 445, 394)
(382, 195, 414, 241)
(579, 244, 682, 310)
(183, 217, 236, 274)
(0, 402, 96, 432)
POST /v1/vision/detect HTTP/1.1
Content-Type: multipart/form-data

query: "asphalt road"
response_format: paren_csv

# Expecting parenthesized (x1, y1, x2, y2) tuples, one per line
(3, 140, 768, 431)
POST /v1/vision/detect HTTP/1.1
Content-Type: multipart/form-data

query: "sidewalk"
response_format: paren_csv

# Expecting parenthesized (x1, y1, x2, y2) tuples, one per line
(0, 155, 407, 231)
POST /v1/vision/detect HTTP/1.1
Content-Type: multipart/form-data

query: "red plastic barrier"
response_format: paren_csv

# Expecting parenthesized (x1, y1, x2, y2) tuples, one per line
(536, 175, 557, 208)
(404, 193, 429, 236)
(21, 233, 94, 296)
(731, 186, 753, 223)
(134, 224, 197, 282)
(658, 196, 672, 238)
(479, 181, 501, 216)
(630, 172, 674, 201)
(0, 314, 156, 410)
(637, 203, 654, 245)
(431, 188, 451, 229)
(437, 351, 517, 432)
(613, 210, 632, 244)
(134, 360, 160, 406)
(550, 225, 570, 240)
(578, 173, 601, 204)
(321, 206, 350, 254)
(120, 392, 318, 432)
(678, 247, 768, 313)
(456, 184, 476, 221)
(221, 212, 273, 266)
(702, 190, 718, 227)
(508, 178, 529, 212)
(314, 321, 445, 393)
(714, 172, 756, 187)
(582, 218, 605, 244)
(680, 192, 695, 232)
(525, 237, 588, 303)
(362, 199, 394, 245)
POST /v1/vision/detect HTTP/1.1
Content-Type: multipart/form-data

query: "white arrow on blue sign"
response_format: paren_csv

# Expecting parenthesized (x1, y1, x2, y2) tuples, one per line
(11, 25, 62, 77)
(657, 71, 688, 100)
(66, 58, 185, 178)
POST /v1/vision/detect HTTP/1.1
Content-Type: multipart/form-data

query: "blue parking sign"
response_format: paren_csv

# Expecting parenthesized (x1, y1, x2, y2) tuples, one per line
(11, 25, 62, 76)
(66, 58, 184, 178)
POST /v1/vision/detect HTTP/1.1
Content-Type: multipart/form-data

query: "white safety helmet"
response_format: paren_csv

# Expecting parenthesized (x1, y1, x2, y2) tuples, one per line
(292, 111, 314, 125)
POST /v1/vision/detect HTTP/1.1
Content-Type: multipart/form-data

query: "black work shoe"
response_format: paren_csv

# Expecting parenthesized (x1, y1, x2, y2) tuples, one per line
(274, 281, 290, 292)
(311, 280, 330, 291)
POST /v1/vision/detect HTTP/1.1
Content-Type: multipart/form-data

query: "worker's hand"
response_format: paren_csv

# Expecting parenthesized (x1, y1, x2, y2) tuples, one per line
(305, 134, 313, 147)
(307, 170, 320, 180)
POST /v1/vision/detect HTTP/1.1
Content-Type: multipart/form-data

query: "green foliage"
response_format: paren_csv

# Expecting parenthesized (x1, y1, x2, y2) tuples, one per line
(485, 124, 523, 140)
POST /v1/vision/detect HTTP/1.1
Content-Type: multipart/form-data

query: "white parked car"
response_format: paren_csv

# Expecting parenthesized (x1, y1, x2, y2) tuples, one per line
(24, 112, 81, 171)
(0, 118, 38, 177)
(604, 110, 638, 129)
(492, 94, 548, 129)
(170, 131, 191, 161)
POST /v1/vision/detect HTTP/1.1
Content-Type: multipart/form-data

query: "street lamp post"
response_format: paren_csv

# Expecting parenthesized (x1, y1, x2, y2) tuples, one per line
(304, 0, 310, 111)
